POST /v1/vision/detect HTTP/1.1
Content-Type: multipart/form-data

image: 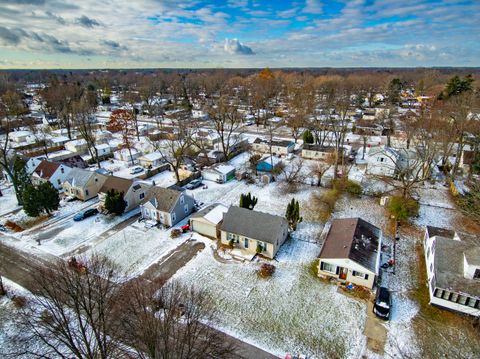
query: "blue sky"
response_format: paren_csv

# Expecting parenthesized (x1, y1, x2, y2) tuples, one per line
(0, 0, 479, 68)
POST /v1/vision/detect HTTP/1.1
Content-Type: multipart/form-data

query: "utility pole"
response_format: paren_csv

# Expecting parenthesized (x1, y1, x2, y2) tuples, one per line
(393, 220, 400, 275)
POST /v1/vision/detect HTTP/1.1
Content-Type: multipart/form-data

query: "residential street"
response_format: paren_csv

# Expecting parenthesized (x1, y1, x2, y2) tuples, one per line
(0, 234, 278, 359)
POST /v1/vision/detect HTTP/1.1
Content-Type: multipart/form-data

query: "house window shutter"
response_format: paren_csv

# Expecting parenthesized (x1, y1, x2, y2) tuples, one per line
(365, 274, 369, 280)
(320, 262, 324, 271)
(335, 266, 340, 275)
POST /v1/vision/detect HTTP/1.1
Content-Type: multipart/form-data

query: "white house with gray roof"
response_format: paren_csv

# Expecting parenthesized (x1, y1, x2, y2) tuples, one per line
(140, 186, 195, 227)
(366, 146, 399, 177)
(424, 226, 480, 316)
(220, 206, 288, 259)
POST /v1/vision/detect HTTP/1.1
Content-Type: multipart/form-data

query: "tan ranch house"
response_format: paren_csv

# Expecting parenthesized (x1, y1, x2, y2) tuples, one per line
(317, 218, 382, 289)
(220, 206, 289, 259)
(62, 168, 107, 201)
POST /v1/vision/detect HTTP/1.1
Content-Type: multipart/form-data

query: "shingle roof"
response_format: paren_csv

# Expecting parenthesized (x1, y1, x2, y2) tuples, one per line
(99, 176, 133, 194)
(64, 168, 96, 188)
(220, 206, 287, 244)
(433, 236, 480, 297)
(34, 160, 61, 180)
(142, 186, 183, 213)
(191, 203, 228, 225)
(319, 218, 381, 273)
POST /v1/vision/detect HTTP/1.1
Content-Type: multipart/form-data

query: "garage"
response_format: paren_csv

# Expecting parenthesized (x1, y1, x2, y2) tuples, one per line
(190, 204, 228, 239)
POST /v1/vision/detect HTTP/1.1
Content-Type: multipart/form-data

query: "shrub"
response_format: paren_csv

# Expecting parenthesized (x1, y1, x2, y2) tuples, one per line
(322, 189, 340, 212)
(308, 259, 319, 277)
(388, 196, 419, 222)
(258, 263, 275, 278)
(170, 229, 182, 238)
(12, 295, 27, 308)
(345, 180, 362, 197)
(228, 238, 234, 248)
(332, 179, 362, 197)
(256, 243, 263, 253)
(5, 220, 23, 232)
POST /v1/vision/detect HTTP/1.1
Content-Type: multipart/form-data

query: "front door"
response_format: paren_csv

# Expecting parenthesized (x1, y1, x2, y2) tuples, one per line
(339, 267, 348, 280)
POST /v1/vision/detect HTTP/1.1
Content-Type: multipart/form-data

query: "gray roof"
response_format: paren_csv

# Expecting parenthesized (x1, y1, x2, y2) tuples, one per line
(142, 186, 183, 213)
(253, 137, 294, 148)
(220, 206, 287, 244)
(433, 235, 480, 297)
(64, 168, 96, 188)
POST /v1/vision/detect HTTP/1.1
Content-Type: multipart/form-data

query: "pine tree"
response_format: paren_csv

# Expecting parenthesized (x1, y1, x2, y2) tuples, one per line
(302, 130, 314, 144)
(239, 192, 258, 210)
(22, 184, 42, 217)
(22, 182, 59, 217)
(12, 157, 31, 205)
(286, 198, 303, 231)
(105, 189, 127, 215)
(38, 182, 60, 215)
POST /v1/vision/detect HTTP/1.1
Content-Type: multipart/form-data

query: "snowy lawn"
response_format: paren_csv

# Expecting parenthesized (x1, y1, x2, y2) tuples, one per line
(170, 234, 367, 358)
(85, 221, 188, 277)
(0, 185, 20, 217)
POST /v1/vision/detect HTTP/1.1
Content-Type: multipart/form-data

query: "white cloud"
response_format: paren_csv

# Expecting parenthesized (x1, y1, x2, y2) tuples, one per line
(223, 38, 254, 55)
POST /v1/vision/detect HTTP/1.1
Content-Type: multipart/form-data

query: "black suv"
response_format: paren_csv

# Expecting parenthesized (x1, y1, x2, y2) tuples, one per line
(373, 286, 392, 320)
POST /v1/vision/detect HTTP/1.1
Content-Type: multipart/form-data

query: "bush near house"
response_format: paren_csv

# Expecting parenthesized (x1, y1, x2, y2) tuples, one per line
(170, 229, 182, 239)
(258, 263, 276, 278)
(332, 179, 362, 197)
(104, 189, 127, 216)
(388, 196, 419, 222)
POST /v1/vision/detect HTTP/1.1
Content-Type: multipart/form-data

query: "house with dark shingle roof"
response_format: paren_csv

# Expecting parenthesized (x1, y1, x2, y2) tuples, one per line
(140, 186, 195, 226)
(317, 218, 382, 289)
(31, 160, 72, 190)
(424, 226, 480, 316)
(98, 176, 151, 213)
(220, 206, 288, 259)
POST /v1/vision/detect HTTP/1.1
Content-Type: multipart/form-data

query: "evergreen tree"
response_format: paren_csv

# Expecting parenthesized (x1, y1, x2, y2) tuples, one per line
(22, 184, 42, 217)
(442, 74, 474, 99)
(286, 198, 303, 231)
(104, 189, 127, 215)
(38, 182, 60, 215)
(239, 192, 258, 210)
(22, 182, 60, 217)
(12, 157, 31, 205)
(302, 130, 314, 144)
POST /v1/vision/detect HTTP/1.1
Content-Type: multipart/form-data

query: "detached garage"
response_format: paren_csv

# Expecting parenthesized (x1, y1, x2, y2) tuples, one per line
(201, 164, 236, 184)
(190, 204, 228, 239)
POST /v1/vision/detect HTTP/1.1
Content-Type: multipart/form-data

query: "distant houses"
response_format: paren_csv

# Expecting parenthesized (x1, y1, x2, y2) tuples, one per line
(317, 218, 382, 289)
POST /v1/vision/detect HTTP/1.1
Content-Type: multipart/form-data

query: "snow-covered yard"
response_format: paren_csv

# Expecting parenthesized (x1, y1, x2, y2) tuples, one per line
(0, 185, 20, 217)
(171, 234, 367, 358)
(85, 221, 188, 277)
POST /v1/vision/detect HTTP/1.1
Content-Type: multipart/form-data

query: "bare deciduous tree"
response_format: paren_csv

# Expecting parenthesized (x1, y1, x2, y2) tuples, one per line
(118, 279, 235, 359)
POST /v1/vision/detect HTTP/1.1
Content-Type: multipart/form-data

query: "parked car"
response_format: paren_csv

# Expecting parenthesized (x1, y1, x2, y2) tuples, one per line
(373, 286, 392, 320)
(73, 208, 99, 222)
(186, 179, 203, 190)
(130, 166, 144, 175)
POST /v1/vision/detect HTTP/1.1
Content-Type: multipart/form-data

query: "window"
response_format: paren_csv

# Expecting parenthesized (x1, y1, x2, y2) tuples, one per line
(434, 289, 444, 298)
(61, 167, 64, 174)
(85, 190, 89, 196)
(180, 196, 184, 204)
(321, 262, 336, 273)
(365, 274, 369, 280)
(184, 204, 189, 213)
(57, 179, 61, 185)
(244, 238, 249, 248)
(139, 193, 145, 199)
(442, 291, 450, 300)
(172, 213, 176, 222)
(450, 293, 459, 303)
(458, 295, 467, 305)
(467, 298, 477, 308)
(474, 269, 480, 279)
(352, 271, 365, 278)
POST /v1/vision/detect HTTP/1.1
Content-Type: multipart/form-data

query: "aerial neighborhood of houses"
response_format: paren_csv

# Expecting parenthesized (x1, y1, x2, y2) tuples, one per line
(0, 69, 479, 358)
